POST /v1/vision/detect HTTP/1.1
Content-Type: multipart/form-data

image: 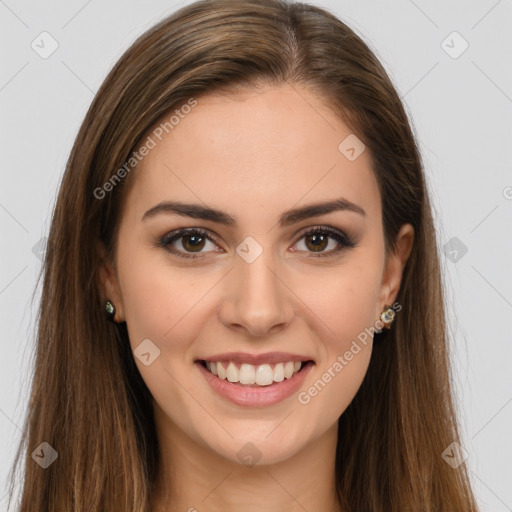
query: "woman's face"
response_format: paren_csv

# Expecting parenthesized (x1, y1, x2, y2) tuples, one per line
(102, 83, 413, 465)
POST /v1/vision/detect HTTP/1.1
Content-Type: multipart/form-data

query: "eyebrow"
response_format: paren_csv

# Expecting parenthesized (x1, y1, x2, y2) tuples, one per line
(141, 198, 366, 226)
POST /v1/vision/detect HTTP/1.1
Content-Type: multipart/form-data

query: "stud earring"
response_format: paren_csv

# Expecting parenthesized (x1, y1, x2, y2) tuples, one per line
(105, 300, 117, 323)
(374, 304, 396, 333)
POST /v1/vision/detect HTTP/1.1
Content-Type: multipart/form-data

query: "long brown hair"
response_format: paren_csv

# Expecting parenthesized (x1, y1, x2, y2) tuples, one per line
(8, 0, 479, 510)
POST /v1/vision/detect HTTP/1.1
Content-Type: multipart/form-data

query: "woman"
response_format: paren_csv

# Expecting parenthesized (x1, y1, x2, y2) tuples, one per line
(8, 0, 479, 510)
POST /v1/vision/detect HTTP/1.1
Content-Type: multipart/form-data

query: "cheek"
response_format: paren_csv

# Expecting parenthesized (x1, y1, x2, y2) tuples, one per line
(299, 343, 372, 430)
(292, 260, 380, 418)
(117, 249, 224, 361)
(295, 282, 376, 427)
(298, 257, 382, 344)
(117, 261, 216, 413)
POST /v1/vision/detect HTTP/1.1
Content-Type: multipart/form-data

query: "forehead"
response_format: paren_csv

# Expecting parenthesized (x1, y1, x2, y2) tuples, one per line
(123, 83, 381, 226)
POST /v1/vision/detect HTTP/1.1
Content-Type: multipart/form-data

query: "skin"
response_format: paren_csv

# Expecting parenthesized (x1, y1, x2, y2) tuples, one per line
(99, 82, 414, 511)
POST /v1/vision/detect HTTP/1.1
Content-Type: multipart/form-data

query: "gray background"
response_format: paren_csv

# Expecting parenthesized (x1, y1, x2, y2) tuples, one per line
(1, 0, 511, 509)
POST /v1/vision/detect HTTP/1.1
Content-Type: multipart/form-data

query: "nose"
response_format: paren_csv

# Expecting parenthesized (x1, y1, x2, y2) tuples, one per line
(218, 250, 295, 338)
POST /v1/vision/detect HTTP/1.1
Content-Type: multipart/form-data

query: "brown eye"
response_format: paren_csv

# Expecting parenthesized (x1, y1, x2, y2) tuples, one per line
(293, 226, 356, 257)
(158, 228, 220, 259)
(304, 232, 329, 252)
(157, 225, 356, 260)
(180, 233, 207, 252)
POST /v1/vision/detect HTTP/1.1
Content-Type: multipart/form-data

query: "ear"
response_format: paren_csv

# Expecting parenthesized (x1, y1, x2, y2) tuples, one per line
(96, 241, 125, 322)
(377, 223, 414, 315)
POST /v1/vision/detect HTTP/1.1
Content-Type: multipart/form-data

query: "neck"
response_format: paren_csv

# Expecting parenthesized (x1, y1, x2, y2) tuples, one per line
(151, 406, 342, 512)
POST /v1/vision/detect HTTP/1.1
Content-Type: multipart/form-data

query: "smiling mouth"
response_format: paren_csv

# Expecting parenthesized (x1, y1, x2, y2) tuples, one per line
(197, 359, 315, 387)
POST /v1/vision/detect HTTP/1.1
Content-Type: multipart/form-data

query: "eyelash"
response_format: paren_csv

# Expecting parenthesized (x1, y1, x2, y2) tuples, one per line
(155, 225, 356, 260)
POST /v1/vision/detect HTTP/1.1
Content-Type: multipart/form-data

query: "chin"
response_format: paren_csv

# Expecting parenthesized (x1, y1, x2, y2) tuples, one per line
(203, 430, 305, 467)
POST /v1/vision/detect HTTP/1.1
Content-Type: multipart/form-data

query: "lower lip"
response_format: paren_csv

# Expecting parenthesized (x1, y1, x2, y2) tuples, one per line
(195, 360, 314, 407)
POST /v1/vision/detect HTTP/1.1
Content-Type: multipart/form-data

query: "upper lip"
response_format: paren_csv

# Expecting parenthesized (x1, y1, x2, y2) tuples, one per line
(197, 352, 314, 366)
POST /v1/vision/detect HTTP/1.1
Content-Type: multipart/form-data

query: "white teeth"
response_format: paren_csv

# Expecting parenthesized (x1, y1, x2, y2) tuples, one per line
(226, 362, 238, 383)
(217, 362, 227, 380)
(208, 361, 218, 376)
(239, 363, 256, 384)
(205, 360, 305, 386)
(284, 361, 294, 379)
(273, 362, 284, 382)
(255, 364, 273, 386)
